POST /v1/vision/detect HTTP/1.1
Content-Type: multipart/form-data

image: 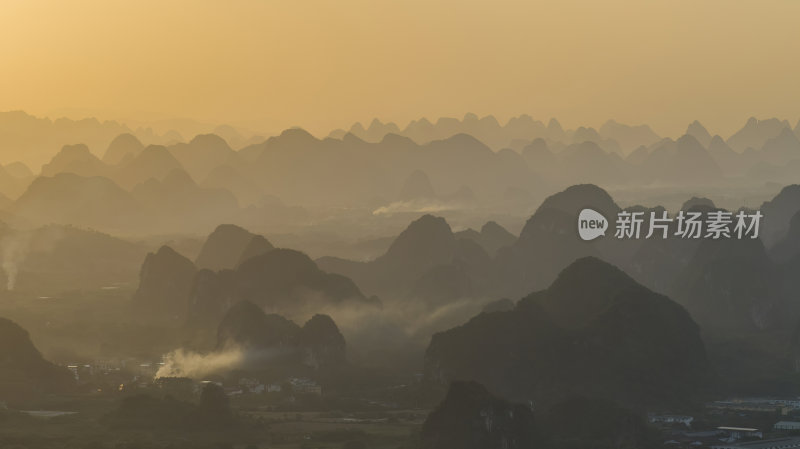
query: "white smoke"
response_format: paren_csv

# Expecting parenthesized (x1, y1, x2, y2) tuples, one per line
(156, 347, 245, 379)
(0, 227, 65, 291)
(156, 345, 290, 379)
(1, 232, 32, 291)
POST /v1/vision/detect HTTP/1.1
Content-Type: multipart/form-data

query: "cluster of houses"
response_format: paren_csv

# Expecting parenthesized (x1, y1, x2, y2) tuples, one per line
(63, 358, 324, 402)
(649, 398, 800, 448)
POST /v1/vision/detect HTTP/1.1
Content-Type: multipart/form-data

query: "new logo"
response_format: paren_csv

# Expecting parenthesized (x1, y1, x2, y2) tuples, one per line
(578, 208, 608, 241)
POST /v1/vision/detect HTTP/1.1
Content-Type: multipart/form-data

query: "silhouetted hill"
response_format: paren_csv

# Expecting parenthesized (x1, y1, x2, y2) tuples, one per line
(195, 224, 272, 271)
(707, 135, 747, 174)
(102, 383, 234, 429)
(686, 120, 712, 147)
(113, 144, 184, 189)
(0, 318, 73, 404)
(41, 143, 108, 178)
(378, 215, 456, 278)
(236, 235, 275, 267)
(131, 169, 240, 232)
(14, 173, 141, 230)
(727, 117, 791, 152)
(319, 215, 459, 296)
(0, 164, 32, 199)
(200, 164, 263, 206)
(133, 246, 197, 320)
(4, 162, 32, 179)
(103, 133, 145, 165)
(215, 300, 345, 370)
(673, 237, 783, 331)
(771, 210, 800, 263)
(681, 196, 715, 210)
(298, 314, 346, 368)
(633, 134, 722, 183)
(599, 120, 661, 154)
(454, 221, 516, 256)
(188, 249, 374, 326)
(169, 133, 236, 181)
(422, 382, 659, 449)
(398, 169, 436, 201)
(494, 184, 617, 297)
(421, 381, 536, 449)
(426, 257, 710, 409)
(9, 224, 148, 293)
(217, 300, 300, 350)
(760, 184, 800, 247)
(556, 141, 630, 186)
(761, 127, 800, 164)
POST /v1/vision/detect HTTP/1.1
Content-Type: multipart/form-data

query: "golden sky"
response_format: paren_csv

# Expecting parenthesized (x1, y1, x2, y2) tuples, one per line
(1, 0, 799, 137)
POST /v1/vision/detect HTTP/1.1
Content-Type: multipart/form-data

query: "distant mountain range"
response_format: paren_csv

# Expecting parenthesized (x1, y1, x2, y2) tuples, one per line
(0, 111, 264, 168)
(0, 112, 798, 235)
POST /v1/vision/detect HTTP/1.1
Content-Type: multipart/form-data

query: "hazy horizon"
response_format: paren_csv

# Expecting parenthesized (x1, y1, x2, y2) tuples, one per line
(3, 0, 800, 138)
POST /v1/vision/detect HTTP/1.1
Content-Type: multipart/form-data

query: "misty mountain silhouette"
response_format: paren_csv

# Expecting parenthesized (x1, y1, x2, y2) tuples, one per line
(425, 257, 711, 409)
(398, 169, 436, 201)
(113, 144, 184, 189)
(319, 215, 460, 296)
(727, 117, 792, 152)
(0, 317, 73, 404)
(4, 161, 33, 179)
(236, 235, 274, 267)
(15, 173, 141, 230)
(410, 238, 492, 306)
(760, 184, 800, 247)
(673, 236, 783, 331)
(422, 380, 660, 449)
(770, 210, 800, 263)
(686, 120, 712, 147)
(133, 246, 197, 320)
(10, 224, 148, 293)
(188, 248, 375, 327)
(599, 119, 661, 153)
(216, 300, 346, 370)
(217, 300, 300, 349)
(103, 133, 145, 165)
(0, 163, 33, 199)
(632, 134, 722, 183)
(131, 169, 240, 231)
(761, 127, 800, 164)
(169, 133, 236, 181)
(200, 164, 263, 207)
(454, 221, 516, 257)
(195, 224, 273, 271)
(681, 196, 715, 210)
(494, 184, 617, 297)
(420, 381, 536, 449)
(706, 135, 748, 174)
(41, 143, 108, 178)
